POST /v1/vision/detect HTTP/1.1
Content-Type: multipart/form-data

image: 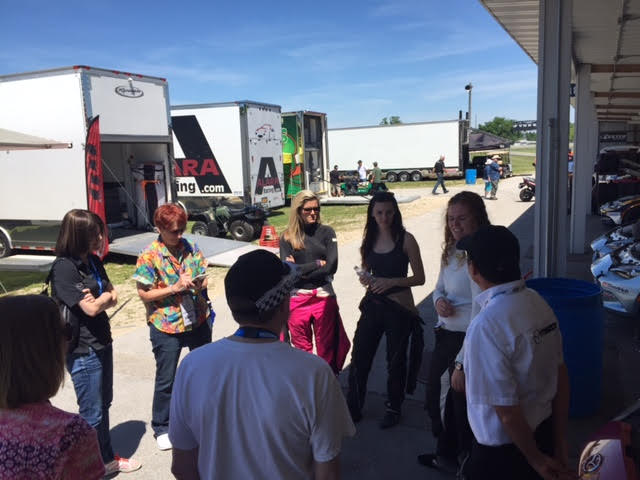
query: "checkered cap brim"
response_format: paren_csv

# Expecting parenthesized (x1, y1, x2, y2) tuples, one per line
(254, 262, 300, 312)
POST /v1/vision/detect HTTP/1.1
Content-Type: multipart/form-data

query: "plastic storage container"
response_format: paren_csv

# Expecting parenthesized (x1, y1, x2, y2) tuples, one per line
(465, 168, 477, 184)
(526, 277, 604, 417)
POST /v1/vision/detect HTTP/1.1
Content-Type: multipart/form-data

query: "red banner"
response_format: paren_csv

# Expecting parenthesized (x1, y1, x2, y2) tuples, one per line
(85, 116, 109, 257)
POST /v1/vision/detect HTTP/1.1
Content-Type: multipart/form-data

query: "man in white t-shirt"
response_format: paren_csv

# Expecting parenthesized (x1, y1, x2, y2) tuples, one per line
(169, 250, 355, 480)
(357, 160, 367, 181)
(456, 226, 573, 480)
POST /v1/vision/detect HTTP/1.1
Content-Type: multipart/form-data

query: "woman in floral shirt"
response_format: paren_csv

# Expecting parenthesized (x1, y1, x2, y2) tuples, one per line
(0, 295, 105, 480)
(133, 203, 212, 451)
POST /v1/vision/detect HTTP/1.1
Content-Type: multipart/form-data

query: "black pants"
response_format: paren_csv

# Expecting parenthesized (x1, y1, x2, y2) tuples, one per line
(425, 328, 465, 436)
(466, 416, 554, 480)
(149, 322, 211, 436)
(347, 309, 412, 413)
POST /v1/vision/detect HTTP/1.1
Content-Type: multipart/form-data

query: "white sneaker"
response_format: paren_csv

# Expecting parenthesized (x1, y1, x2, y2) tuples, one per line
(156, 433, 172, 451)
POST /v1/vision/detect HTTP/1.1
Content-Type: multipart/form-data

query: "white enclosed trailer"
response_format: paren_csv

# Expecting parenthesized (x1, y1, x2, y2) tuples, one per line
(171, 101, 285, 209)
(328, 119, 464, 182)
(0, 66, 175, 258)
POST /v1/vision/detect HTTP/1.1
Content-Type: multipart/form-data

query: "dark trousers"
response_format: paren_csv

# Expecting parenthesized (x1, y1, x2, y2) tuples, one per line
(347, 310, 412, 413)
(466, 416, 553, 480)
(149, 322, 211, 436)
(432, 173, 447, 193)
(425, 328, 465, 436)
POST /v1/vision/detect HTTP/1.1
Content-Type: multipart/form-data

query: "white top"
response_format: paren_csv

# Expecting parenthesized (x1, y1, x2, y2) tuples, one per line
(433, 250, 482, 333)
(358, 164, 367, 180)
(169, 338, 355, 480)
(463, 279, 564, 446)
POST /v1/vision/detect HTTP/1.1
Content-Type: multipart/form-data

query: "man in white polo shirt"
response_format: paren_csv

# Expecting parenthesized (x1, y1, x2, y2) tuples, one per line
(456, 226, 573, 480)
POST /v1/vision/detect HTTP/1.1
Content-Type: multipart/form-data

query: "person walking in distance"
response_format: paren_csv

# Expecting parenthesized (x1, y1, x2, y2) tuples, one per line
(432, 155, 449, 195)
(457, 226, 573, 480)
(369, 161, 386, 193)
(280, 190, 350, 373)
(357, 159, 368, 182)
(419, 192, 490, 473)
(347, 191, 425, 429)
(329, 165, 341, 197)
(169, 250, 355, 480)
(487, 155, 502, 200)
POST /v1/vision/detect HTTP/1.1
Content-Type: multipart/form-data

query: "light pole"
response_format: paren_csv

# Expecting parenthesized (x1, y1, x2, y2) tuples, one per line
(465, 83, 473, 143)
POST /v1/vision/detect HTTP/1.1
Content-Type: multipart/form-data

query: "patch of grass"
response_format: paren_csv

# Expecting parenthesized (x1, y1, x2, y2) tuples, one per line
(511, 146, 537, 154)
(0, 271, 48, 295)
(511, 155, 536, 176)
(266, 204, 369, 235)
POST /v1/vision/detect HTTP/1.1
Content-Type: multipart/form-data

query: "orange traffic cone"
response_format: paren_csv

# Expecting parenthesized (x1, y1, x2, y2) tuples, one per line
(259, 225, 279, 248)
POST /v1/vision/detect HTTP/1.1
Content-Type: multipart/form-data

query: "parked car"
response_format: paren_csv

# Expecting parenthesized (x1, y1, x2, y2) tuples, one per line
(599, 195, 640, 225)
(591, 243, 640, 315)
(591, 224, 639, 261)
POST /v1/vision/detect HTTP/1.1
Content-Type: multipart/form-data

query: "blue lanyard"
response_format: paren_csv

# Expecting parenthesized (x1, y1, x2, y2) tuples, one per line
(88, 258, 104, 296)
(234, 327, 279, 339)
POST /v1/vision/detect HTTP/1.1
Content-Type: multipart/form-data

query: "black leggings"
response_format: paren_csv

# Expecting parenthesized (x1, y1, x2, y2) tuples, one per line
(347, 310, 412, 413)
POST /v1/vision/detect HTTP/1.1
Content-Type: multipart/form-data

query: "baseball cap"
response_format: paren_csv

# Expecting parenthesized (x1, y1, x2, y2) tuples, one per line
(456, 225, 521, 282)
(225, 250, 298, 315)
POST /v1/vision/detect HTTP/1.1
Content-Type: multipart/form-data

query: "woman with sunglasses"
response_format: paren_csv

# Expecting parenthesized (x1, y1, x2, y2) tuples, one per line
(51, 209, 140, 475)
(346, 191, 425, 429)
(0, 294, 105, 479)
(133, 203, 212, 451)
(280, 190, 349, 373)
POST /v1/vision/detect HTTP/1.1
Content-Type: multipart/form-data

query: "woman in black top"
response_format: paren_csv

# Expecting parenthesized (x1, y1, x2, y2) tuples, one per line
(51, 209, 140, 475)
(347, 191, 425, 429)
(280, 190, 349, 373)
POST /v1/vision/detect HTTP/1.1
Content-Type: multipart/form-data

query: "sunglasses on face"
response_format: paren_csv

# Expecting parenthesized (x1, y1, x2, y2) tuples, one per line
(302, 207, 320, 213)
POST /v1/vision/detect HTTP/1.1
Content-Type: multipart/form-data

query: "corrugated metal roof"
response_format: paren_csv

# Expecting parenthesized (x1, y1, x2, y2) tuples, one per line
(479, 0, 640, 123)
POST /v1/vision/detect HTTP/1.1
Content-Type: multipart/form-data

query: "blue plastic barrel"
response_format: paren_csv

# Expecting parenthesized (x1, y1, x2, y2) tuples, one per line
(525, 278, 604, 417)
(465, 168, 477, 184)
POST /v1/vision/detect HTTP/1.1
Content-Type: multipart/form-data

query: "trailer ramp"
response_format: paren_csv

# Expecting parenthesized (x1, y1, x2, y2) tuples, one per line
(109, 233, 275, 267)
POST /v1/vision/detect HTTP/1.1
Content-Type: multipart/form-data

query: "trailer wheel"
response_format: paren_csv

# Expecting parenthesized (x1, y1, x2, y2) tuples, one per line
(0, 231, 11, 259)
(399, 171, 410, 182)
(411, 171, 422, 182)
(386, 172, 397, 182)
(230, 220, 254, 242)
(191, 221, 209, 236)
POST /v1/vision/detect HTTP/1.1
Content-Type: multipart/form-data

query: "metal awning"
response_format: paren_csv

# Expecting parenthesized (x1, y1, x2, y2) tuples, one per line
(480, 0, 640, 125)
(0, 127, 72, 150)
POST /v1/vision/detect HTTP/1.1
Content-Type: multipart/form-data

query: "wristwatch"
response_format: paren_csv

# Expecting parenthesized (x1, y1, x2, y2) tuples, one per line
(454, 361, 464, 371)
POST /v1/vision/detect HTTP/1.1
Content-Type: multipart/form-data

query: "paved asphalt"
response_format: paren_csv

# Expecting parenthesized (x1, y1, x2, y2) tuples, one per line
(51, 177, 541, 479)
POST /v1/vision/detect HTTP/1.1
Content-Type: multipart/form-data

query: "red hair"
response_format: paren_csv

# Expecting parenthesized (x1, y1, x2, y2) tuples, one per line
(153, 204, 187, 230)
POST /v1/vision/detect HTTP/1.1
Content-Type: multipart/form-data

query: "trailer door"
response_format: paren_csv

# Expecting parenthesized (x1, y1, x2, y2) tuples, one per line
(245, 105, 284, 208)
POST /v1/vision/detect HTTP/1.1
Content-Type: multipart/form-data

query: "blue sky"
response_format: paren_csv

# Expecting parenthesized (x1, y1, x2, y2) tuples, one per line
(1, 0, 538, 128)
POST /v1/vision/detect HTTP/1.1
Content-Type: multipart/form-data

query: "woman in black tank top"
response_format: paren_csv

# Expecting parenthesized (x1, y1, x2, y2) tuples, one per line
(347, 192, 425, 429)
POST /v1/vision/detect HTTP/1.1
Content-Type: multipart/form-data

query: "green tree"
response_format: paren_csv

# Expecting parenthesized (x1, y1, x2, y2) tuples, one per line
(380, 116, 402, 125)
(525, 132, 537, 141)
(477, 117, 520, 142)
(569, 122, 575, 142)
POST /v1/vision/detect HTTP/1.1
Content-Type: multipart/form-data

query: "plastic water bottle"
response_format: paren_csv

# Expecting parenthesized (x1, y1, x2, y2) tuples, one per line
(354, 265, 373, 281)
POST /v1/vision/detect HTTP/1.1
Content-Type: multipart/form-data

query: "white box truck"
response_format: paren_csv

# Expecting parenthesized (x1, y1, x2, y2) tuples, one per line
(0, 66, 175, 258)
(171, 101, 285, 209)
(328, 119, 465, 182)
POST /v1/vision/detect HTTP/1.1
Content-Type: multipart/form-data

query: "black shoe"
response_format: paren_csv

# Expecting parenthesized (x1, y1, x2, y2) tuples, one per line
(379, 410, 400, 429)
(432, 191, 439, 195)
(443, 189, 449, 193)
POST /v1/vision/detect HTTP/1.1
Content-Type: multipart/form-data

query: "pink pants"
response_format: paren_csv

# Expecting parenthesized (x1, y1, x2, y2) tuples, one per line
(285, 292, 350, 373)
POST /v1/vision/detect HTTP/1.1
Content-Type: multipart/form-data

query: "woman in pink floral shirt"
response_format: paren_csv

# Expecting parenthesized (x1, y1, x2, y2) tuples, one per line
(0, 295, 104, 480)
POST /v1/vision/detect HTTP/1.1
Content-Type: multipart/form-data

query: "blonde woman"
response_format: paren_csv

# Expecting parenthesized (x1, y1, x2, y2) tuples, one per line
(279, 190, 349, 373)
